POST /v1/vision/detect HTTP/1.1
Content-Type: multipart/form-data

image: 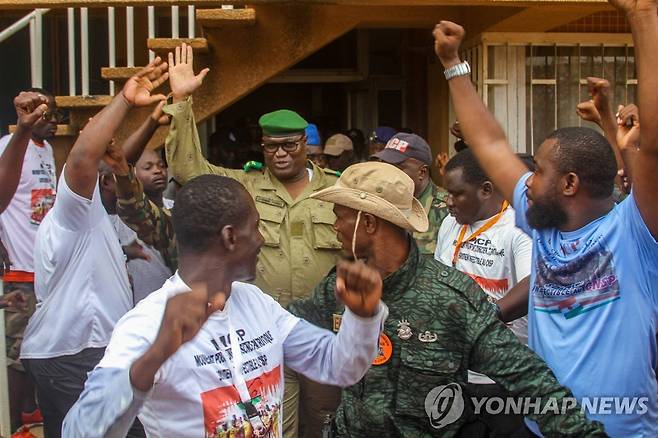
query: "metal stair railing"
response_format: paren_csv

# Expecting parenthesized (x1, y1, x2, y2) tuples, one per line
(0, 4, 198, 97)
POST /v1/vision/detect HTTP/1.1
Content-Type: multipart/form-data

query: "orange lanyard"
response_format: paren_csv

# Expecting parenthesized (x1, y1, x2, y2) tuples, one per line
(452, 201, 509, 266)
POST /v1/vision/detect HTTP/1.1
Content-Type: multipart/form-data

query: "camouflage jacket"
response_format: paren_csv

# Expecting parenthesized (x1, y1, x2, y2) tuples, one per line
(414, 181, 448, 256)
(115, 169, 177, 272)
(288, 240, 606, 437)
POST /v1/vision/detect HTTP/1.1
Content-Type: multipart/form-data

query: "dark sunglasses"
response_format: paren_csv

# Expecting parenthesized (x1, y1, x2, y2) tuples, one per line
(261, 137, 305, 154)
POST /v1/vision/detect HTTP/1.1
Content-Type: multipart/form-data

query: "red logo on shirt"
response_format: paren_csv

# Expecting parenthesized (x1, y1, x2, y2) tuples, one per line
(30, 188, 55, 225)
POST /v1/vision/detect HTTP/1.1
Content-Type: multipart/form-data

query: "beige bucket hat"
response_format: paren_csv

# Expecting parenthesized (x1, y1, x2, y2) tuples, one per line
(310, 161, 428, 232)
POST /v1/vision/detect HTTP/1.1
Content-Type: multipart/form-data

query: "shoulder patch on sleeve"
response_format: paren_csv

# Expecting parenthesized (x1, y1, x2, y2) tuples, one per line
(322, 167, 341, 178)
(243, 161, 264, 172)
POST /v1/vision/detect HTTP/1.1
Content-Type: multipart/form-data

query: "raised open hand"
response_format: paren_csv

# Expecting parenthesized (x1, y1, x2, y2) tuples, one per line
(433, 21, 466, 68)
(335, 260, 382, 318)
(168, 43, 210, 101)
(123, 57, 169, 107)
(14, 91, 49, 128)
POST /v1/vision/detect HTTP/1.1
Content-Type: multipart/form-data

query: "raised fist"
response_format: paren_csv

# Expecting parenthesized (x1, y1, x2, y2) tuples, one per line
(14, 91, 49, 128)
(103, 138, 130, 176)
(433, 21, 466, 68)
(616, 104, 640, 151)
(586, 77, 612, 113)
(335, 260, 382, 318)
(576, 100, 602, 126)
(152, 284, 225, 362)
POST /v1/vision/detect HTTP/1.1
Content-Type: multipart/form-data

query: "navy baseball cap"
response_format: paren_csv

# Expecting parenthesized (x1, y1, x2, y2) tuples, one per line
(370, 126, 397, 144)
(371, 133, 432, 166)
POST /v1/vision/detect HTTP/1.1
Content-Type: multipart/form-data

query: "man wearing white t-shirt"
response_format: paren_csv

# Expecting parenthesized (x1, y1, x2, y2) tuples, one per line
(117, 104, 176, 302)
(63, 174, 387, 438)
(435, 148, 532, 344)
(0, 89, 59, 431)
(20, 60, 169, 437)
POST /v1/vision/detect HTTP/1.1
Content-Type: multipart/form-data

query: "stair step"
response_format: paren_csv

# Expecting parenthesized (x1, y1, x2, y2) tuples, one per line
(101, 67, 143, 80)
(147, 38, 209, 53)
(196, 8, 256, 28)
(9, 124, 75, 137)
(56, 95, 112, 109)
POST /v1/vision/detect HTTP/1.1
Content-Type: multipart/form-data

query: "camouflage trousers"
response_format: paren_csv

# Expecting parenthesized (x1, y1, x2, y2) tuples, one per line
(3, 281, 37, 372)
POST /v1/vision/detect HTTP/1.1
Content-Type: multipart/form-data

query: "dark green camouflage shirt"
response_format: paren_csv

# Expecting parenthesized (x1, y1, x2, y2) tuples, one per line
(115, 168, 177, 272)
(288, 240, 605, 437)
(414, 181, 448, 256)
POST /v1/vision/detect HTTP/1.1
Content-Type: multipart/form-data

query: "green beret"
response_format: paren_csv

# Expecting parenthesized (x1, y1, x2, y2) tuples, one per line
(259, 109, 308, 137)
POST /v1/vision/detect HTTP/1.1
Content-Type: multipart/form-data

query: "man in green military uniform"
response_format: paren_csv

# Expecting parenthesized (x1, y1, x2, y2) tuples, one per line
(371, 132, 448, 255)
(288, 161, 605, 437)
(163, 43, 343, 438)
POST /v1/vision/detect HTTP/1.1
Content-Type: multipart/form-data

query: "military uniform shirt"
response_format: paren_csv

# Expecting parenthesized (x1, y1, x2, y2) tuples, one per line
(288, 239, 605, 437)
(163, 99, 342, 306)
(414, 181, 448, 255)
(115, 168, 177, 273)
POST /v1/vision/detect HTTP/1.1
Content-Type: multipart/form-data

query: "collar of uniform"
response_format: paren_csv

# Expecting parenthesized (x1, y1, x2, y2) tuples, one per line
(419, 181, 448, 210)
(260, 160, 321, 192)
(417, 181, 434, 208)
(308, 160, 333, 192)
(258, 160, 321, 207)
(380, 237, 420, 301)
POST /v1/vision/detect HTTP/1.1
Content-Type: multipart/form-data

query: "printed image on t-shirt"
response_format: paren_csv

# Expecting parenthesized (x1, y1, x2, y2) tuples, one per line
(30, 188, 56, 225)
(533, 248, 620, 319)
(202, 365, 282, 438)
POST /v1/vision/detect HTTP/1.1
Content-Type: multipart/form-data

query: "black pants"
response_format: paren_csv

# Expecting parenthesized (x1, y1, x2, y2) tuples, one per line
(23, 348, 146, 438)
(23, 348, 105, 438)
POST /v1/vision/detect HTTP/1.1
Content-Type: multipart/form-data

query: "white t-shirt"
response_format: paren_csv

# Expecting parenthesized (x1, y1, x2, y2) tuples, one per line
(108, 215, 173, 304)
(21, 169, 132, 359)
(0, 135, 56, 273)
(435, 207, 532, 343)
(98, 273, 300, 437)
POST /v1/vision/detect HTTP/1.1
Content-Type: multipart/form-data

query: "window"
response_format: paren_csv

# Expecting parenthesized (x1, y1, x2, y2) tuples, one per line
(457, 33, 635, 154)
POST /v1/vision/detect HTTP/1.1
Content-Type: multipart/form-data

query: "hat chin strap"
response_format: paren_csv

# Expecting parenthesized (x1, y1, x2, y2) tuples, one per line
(351, 210, 363, 262)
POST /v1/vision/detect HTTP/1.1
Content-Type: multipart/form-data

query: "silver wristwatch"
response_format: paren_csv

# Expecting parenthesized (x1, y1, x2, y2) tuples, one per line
(444, 61, 471, 80)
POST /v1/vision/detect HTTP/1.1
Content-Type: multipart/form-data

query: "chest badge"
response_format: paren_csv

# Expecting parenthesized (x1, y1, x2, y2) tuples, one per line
(373, 333, 393, 365)
(332, 314, 342, 333)
(418, 330, 438, 343)
(397, 319, 413, 340)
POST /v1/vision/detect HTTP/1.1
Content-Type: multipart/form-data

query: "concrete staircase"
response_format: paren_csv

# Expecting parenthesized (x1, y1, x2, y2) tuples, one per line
(41, 4, 360, 152)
